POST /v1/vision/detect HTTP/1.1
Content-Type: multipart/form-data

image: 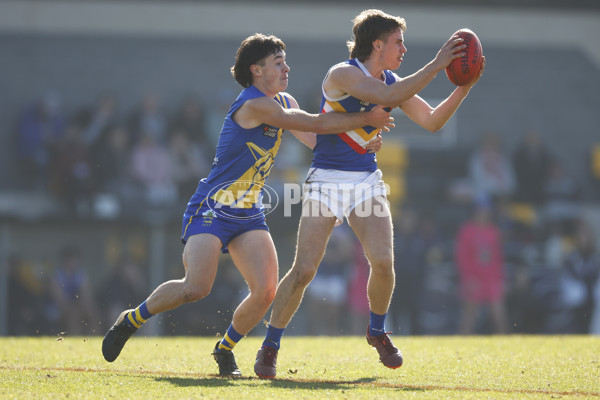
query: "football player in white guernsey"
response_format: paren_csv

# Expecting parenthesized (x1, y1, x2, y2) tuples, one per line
(255, 9, 485, 378)
(102, 33, 393, 377)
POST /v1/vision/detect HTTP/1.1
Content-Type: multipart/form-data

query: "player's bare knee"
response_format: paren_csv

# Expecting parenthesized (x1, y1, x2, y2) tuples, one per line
(369, 254, 394, 278)
(248, 275, 277, 302)
(182, 283, 211, 303)
(373, 249, 393, 266)
(290, 262, 318, 287)
(254, 285, 277, 308)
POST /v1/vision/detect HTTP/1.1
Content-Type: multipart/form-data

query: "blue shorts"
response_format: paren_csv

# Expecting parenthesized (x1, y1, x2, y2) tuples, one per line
(181, 201, 269, 254)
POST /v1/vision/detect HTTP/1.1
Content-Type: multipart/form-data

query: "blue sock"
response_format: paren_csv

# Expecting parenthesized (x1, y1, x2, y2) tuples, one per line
(262, 325, 285, 350)
(124, 301, 153, 329)
(218, 324, 244, 352)
(369, 311, 386, 337)
(138, 302, 152, 319)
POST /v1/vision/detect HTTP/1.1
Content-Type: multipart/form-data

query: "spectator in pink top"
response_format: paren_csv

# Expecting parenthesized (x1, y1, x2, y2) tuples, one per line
(455, 195, 509, 334)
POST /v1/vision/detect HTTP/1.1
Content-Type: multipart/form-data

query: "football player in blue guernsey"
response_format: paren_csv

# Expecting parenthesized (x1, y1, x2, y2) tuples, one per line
(255, 9, 485, 378)
(101, 33, 394, 376)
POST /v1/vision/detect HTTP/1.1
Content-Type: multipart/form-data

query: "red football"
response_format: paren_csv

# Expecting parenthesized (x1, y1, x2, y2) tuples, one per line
(445, 28, 483, 86)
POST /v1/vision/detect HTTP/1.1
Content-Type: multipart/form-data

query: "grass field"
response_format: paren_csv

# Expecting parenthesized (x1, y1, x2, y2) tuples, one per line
(1, 335, 599, 399)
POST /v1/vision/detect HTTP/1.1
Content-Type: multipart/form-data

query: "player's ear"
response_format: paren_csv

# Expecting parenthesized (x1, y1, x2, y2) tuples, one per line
(250, 64, 262, 77)
(373, 39, 383, 52)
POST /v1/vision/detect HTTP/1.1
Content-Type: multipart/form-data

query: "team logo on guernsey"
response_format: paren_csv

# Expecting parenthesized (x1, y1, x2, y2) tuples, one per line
(209, 123, 283, 210)
(204, 92, 290, 220)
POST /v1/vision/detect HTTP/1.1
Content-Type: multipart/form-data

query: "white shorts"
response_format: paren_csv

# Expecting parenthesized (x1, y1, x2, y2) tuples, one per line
(303, 168, 388, 225)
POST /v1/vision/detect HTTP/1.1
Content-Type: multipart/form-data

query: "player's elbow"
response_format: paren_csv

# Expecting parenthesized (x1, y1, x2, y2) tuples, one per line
(428, 124, 443, 133)
(420, 122, 442, 133)
(424, 117, 446, 132)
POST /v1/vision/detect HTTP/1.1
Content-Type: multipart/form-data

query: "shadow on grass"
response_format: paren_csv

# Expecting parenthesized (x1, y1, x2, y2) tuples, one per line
(154, 375, 384, 391)
(154, 376, 243, 388)
(152, 375, 600, 397)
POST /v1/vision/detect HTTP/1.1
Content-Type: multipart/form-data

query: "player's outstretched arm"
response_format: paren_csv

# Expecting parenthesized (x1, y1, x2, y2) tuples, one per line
(281, 94, 317, 149)
(277, 93, 388, 151)
(326, 35, 466, 108)
(242, 96, 394, 136)
(400, 57, 485, 132)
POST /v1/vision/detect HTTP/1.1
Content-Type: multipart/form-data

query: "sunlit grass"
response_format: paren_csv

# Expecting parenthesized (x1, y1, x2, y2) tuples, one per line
(1, 335, 599, 399)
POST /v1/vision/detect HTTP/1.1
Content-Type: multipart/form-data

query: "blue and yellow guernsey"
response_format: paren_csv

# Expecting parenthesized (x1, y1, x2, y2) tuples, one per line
(312, 58, 398, 172)
(186, 85, 291, 219)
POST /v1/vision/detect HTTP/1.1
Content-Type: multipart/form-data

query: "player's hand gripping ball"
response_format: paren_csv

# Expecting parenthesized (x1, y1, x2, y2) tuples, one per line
(445, 28, 483, 86)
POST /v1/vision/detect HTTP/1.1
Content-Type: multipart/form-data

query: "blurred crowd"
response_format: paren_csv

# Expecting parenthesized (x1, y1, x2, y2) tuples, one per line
(13, 91, 216, 217)
(4, 91, 600, 336)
